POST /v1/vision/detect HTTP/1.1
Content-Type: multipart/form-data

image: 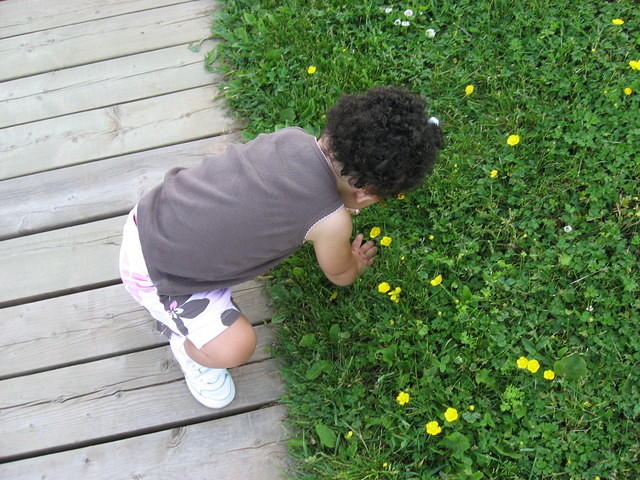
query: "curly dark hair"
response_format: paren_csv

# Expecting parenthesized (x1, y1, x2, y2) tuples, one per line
(322, 86, 443, 197)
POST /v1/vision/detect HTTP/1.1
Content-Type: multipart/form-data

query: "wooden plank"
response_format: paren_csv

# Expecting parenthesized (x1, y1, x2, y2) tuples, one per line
(0, 323, 276, 407)
(0, 85, 240, 180)
(0, 41, 219, 128)
(0, 133, 242, 240)
(0, 281, 274, 379)
(0, 216, 125, 307)
(0, 405, 290, 480)
(0, 352, 284, 461)
(0, 1, 218, 81)
(0, 0, 190, 39)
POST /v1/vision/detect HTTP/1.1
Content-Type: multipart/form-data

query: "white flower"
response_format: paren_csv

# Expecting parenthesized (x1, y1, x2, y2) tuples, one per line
(563, 225, 573, 233)
(404, 9, 414, 17)
(401, 20, 410, 27)
(385, 7, 393, 13)
(394, 18, 402, 25)
(426, 28, 436, 38)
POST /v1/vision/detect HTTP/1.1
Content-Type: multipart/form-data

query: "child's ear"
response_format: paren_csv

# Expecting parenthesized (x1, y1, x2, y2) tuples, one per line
(354, 188, 380, 206)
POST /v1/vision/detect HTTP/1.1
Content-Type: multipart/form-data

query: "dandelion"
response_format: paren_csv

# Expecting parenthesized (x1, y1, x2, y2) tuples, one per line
(444, 407, 459, 422)
(428, 234, 435, 240)
(389, 287, 401, 303)
(624, 87, 633, 95)
(629, 60, 640, 70)
(307, 65, 317, 75)
(465, 84, 475, 96)
(396, 391, 410, 405)
(543, 370, 556, 380)
(382, 462, 388, 468)
(380, 236, 393, 247)
(345, 430, 354, 439)
(612, 18, 624, 25)
(469, 405, 476, 411)
(426, 28, 436, 38)
(404, 9, 414, 17)
(378, 282, 391, 294)
(430, 274, 443, 286)
(489, 169, 499, 178)
(563, 225, 573, 233)
(425, 421, 442, 435)
(507, 134, 521, 146)
(516, 356, 529, 369)
(370, 226, 382, 238)
(397, 192, 405, 200)
(329, 291, 338, 301)
(527, 359, 540, 374)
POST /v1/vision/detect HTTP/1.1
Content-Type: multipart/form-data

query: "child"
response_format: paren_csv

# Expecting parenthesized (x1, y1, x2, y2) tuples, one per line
(119, 86, 442, 408)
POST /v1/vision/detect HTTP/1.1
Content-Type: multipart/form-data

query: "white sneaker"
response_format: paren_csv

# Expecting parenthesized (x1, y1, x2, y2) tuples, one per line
(169, 335, 236, 409)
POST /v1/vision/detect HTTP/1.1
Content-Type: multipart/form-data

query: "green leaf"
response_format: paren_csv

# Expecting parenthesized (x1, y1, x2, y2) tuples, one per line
(305, 360, 329, 380)
(441, 432, 471, 458)
(554, 353, 588, 380)
(315, 423, 337, 448)
(299, 333, 316, 348)
(329, 324, 340, 342)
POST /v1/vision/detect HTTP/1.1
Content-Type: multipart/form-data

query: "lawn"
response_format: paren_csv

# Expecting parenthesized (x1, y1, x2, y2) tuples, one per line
(207, 0, 639, 478)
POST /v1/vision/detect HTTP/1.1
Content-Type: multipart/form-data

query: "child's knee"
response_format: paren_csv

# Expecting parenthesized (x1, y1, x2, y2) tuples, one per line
(197, 316, 257, 368)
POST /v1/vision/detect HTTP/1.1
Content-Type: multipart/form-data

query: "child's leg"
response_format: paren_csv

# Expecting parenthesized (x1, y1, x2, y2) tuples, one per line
(184, 314, 256, 368)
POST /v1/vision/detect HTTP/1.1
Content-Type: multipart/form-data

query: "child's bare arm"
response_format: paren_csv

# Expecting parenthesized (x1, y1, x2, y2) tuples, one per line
(306, 209, 378, 286)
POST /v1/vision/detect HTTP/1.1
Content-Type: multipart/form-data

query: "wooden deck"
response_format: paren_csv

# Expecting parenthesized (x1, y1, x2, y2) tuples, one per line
(0, 1, 289, 478)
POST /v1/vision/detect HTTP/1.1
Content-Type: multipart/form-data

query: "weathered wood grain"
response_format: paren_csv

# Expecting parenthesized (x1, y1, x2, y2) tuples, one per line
(0, 405, 289, 480)
(0, 0, 193, 39)
(0, 324, 275, 407)
(0, 1, 218, 81)
(0, 354, 284, 461)
(0, 216, 125, 307)
(0, 85, 240, 180)
(0, 133, 242, 240)
(0, 41, 219, 128)
(0, 281, 273, 379)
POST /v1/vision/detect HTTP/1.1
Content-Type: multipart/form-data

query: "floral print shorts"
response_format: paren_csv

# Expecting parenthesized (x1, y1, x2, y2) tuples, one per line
(119, 207, 241, 349)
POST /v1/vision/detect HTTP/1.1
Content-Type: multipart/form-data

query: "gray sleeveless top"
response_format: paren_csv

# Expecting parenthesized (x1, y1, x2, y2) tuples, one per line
(136, 127, 343, 296)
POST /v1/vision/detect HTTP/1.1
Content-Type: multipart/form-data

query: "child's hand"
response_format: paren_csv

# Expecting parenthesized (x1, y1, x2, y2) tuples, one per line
(351, 233, 378, 272)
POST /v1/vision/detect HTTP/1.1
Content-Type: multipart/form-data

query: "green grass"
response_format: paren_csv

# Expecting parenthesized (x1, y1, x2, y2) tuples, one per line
(207, 1, 640, 478)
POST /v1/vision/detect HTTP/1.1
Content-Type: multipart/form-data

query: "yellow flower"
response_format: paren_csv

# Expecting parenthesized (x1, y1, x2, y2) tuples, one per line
(465, 84, 475, 96)
(430, 274, 443, 286)
(629, 60, 640, 71)
(345, 430, 354, 439)
(543, 369, 555, 380)
(507, 134, 521, 146)
(397, 192, 406, 200)
(516, 356, 529, 369)
(378, 282, 391, 294)
(425, 421, 442, 435)
(469, 405, 475, 411)
(389, 287, 402, 303)
(380, 236, 393, 247)
(428, 234, 435, 240)
(624, 87, 633, 95)
(369, 226, 381, 238)
(396, 391, 410, 405)
(527, 359, 540, 374)
(329, 291, 338, 301)
(382, 462, 388, 468)
(612, 18, 624, 25)
(307, 65, 317, 74)
(444, 407, 459, 422)
(489, 169, 499, 178)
